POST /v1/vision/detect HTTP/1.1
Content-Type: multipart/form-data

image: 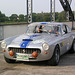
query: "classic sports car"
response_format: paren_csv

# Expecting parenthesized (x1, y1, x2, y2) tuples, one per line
(1, 22, 75, 66)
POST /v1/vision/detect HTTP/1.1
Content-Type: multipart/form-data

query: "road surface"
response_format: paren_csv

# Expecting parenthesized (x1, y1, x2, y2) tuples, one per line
(0, 43, 75, 75)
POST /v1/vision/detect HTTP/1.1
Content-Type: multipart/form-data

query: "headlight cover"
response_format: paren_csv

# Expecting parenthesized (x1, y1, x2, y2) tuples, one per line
(42, 42, 49, 50)
(1, 41, 7, 49)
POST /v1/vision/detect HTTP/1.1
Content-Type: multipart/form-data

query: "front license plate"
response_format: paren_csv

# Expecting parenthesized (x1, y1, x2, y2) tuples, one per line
(16, 53, 29, 61)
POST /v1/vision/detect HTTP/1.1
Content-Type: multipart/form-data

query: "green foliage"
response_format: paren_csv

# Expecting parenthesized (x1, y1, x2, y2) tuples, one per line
(0, 10, 74, 23)
(56, 11, 66, 22)
(43, 13, 50, 21)
(24, 15, 27, 22)
(32, 11, 66, 22)
(32, 13, 37, 22)
(0, 11, 8, 22)
(32, 13, 50, 22)
(18, 14, 25, 22)
(9, 14, 18, 22)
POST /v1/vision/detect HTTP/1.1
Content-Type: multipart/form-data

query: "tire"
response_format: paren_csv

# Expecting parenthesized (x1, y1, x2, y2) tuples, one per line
(47, 45, 60, 66)
(4, 56, 16, 63)
(69, 39, 75, 53)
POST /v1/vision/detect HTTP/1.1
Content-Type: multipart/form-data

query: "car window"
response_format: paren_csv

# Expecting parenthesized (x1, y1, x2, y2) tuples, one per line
(66, 25, 71, 33)
(26, 26, 35, 33)
(62, 24, 71, 34)
(26, 24, 61, 34)
(62, 25, 67, 34)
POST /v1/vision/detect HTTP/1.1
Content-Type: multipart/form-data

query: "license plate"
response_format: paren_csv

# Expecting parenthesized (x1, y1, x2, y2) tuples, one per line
(16, 53, 29, 61)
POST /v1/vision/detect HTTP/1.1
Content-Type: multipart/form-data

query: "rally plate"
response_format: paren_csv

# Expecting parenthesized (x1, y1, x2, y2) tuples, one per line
(16, 53, 29, 61)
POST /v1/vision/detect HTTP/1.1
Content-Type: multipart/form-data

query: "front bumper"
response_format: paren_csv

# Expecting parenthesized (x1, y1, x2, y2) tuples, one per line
(3, 46, 53, 62)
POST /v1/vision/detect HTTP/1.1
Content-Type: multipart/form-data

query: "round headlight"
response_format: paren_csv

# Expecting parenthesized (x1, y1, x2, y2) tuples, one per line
(42, 42, 49, 50)
(1, 41, 7, 49)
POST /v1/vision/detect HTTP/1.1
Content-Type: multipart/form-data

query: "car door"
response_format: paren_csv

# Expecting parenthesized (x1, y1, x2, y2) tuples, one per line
(60, 25, 71, 54)
(66, 25, 73, 50)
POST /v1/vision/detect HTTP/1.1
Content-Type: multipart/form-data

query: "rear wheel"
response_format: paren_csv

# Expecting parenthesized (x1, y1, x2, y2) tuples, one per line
(69, 39, 75, 53)
(48, 45, 60, 66)
(4, 56, 16, 63)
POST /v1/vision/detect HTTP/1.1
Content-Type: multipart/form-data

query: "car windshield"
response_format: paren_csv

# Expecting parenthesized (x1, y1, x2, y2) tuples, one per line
(26, 25, 61, 34)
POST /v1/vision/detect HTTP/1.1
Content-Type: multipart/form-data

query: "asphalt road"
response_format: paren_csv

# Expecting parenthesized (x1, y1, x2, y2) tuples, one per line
(0, 43, 75, 75)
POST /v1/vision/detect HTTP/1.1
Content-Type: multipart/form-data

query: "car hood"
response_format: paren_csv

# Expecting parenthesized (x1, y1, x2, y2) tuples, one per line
(9, 33, 58, 48)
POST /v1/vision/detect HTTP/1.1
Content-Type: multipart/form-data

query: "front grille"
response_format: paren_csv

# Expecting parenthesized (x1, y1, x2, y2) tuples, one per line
(8, 47, 41, 54)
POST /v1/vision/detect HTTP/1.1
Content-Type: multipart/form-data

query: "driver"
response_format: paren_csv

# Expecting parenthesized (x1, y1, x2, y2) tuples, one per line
(35, 26, 42, 33)
(37, 25, 43, 33)
(49, 26, 60, 34)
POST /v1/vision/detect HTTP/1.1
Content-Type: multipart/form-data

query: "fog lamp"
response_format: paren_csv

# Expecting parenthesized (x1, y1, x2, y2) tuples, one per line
(32, 52, 38, 58)
(9, 50, 14, 56)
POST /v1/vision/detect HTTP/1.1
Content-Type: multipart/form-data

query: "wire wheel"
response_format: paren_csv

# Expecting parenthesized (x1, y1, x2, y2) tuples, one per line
(48, 45, 60, 66)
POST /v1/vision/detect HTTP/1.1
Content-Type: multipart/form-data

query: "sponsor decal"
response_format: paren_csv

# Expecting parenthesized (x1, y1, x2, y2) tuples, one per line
(20, 35, 40, 48)
(62, 42, 64, 46)
(60, 41, 64, 47)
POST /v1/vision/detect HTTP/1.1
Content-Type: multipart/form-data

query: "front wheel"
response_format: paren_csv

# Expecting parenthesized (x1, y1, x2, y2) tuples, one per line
(4, 56, 16, 63)
(47, 45, 60, 66)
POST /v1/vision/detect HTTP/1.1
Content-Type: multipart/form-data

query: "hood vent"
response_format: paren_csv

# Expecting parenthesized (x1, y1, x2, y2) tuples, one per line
(22, 39, 33, 41)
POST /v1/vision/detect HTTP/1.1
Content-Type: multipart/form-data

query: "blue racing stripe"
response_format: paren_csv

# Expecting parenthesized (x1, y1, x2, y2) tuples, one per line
(40, 23, 48, 24)
(20, 35, 40, 48)
(29, 35, 40, 39)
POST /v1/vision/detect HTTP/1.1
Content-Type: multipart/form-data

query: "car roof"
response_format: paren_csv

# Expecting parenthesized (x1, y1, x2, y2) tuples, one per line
(28, 22, 64, 26)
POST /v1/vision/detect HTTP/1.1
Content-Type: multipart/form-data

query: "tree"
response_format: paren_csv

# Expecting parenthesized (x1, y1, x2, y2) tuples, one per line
(24, 15, 27, 22)
(34, 13, 43, 22)
(18, 14, 25, 22)
(43, 13, 50, 22)
(55, 12, 59, 22)
(33, 13, 50, 22)
(0, 11, 8, 22)
(57, 11, 65, 22)
(10, 14, 18, 22)
(33, 13, 37, 22)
